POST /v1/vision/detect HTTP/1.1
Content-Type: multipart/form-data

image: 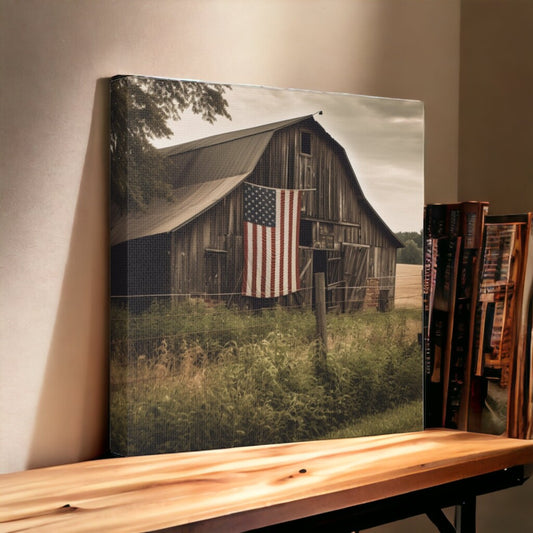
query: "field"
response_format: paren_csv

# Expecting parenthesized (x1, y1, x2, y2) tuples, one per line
(110, 302, 423, 456)
(395, 263, 423, 309)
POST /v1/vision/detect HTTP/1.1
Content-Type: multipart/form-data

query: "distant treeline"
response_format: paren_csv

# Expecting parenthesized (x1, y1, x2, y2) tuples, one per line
(395, 231, 423, 265)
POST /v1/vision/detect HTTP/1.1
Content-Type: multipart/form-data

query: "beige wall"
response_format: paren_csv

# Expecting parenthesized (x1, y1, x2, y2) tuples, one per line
(456, 4, 533, 531)
(458, 0, 533, 213)
(1, 0, 530, 530)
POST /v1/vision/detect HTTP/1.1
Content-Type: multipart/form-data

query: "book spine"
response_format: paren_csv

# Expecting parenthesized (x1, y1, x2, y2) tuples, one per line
(446, 202, 488, 430)
(423, 203, 461, 428)
(508, 213, 533, 438)
(423, 204, 445, 428)
(440, 234, 462, 427)
(526, 295, 533, 439)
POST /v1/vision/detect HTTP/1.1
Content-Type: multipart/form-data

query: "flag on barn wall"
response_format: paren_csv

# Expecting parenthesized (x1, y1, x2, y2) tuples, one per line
(242, 182, 302, 298)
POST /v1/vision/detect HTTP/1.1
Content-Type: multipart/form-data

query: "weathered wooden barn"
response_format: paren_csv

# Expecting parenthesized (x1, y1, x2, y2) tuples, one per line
(110, 114, 402, 310)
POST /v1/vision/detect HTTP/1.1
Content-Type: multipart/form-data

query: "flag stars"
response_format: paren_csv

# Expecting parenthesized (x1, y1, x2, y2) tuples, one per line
(244, 183, 276, 227)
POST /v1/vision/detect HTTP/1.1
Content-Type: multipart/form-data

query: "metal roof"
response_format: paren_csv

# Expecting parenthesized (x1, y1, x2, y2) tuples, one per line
(111, 115, 315, 246)
(166, 131, 275, 188)
(160, 115, 314, 158)
(110, 174, 248, 246)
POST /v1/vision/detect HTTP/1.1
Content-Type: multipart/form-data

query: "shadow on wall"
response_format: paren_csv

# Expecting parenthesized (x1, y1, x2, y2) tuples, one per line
(26, 79, 109, 469)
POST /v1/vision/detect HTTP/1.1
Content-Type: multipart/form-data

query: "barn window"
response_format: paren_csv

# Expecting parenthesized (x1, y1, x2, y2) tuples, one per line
(300, 131, 312, 155)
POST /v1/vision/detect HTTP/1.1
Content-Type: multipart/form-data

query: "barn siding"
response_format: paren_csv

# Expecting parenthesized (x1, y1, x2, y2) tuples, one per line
(248, 123, 398, 297)
(170, 187, 244, 297)
(111, 233, 171, 310)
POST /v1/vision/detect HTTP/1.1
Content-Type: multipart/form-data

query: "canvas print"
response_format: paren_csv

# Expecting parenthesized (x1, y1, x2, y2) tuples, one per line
(109, 76, 425, 457)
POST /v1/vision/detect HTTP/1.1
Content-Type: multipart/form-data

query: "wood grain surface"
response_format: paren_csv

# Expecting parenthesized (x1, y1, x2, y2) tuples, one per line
(2, 430, 533, 532)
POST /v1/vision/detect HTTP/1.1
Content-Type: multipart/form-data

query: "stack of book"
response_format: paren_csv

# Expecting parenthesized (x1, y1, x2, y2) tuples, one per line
(424, 202, 533, 438)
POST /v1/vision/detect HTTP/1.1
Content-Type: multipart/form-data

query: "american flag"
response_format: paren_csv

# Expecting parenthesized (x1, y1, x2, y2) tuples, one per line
(242, 182, 302, 298)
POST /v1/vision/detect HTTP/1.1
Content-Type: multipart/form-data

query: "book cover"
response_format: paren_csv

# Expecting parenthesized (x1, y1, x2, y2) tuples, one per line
(109, 75, 425, 457)
(469, 217, 523, 434)
(504, 213, 533, 438)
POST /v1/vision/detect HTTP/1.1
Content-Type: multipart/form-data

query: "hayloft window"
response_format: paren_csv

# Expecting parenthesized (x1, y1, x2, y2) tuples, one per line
(300, 131, 312, 155)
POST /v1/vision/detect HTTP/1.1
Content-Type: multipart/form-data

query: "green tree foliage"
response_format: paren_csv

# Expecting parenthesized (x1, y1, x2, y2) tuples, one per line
(395, 230, 423, 249)
(395, 230, 423, 264)
(110, 76, 231, 212)
(400, 239, 423, 264)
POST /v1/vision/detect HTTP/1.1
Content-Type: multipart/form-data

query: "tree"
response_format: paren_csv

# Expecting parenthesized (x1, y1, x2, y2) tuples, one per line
(395, 230, 423, 249)
(110, 76, 231, 212)
(395, 230, 423, 264)
(398, 239, 423, 265)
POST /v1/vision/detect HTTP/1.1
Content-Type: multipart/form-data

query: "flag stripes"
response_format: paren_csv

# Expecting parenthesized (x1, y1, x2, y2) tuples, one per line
(242, 183, 301, 298)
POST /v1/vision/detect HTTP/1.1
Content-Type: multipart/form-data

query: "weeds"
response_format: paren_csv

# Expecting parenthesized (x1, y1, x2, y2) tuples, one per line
(110, 302, 422, 455)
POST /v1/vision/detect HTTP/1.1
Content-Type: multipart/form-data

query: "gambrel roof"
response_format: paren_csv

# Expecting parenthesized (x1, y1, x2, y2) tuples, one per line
(110, 115, 402, 248)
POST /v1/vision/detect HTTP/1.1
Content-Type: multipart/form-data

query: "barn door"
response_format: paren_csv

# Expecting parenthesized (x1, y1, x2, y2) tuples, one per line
(326, 250, 343, 311)
(205, 250, 227, 301)
(311, 249, 343, 312)
(343, 243, 369, 311)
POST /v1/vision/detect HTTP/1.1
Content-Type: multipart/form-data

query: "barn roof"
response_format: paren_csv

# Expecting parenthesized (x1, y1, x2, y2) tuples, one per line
(110, 174, 248, 247)
(110, 114, 402, 248)
(111, 116, 314, 246)
(159, 115, 312, 158)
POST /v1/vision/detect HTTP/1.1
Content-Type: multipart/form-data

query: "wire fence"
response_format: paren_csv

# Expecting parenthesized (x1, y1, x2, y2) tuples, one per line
(110, 272, 422, 308)
(110, 270, 422, 353)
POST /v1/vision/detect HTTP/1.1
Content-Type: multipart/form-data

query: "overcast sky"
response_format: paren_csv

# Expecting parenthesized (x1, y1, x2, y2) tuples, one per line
(154, 82, 424, 233)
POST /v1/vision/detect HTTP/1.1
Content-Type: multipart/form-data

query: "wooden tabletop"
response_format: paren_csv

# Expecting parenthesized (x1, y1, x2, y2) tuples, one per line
(2, 430, 533, 532)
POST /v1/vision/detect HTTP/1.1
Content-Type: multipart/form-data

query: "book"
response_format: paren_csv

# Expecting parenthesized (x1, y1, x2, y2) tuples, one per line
(109, 75, 425, 457)
(446, 202, 488, 430)
(424, 203, 533, 438)
(501, 213, 533, 438)
(423, 204, 462, 427)
(423, 202, 488, 429)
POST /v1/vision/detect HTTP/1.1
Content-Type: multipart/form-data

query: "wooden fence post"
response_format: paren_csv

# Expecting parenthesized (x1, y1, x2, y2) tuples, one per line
(314, 272, 328, 374)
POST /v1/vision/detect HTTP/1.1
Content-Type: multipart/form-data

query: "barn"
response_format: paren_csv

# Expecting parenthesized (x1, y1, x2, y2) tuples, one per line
(110, 114, 403, 311)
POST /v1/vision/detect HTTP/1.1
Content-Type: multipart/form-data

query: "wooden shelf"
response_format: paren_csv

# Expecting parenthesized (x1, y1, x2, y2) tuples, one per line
(1, 429, 533, 532)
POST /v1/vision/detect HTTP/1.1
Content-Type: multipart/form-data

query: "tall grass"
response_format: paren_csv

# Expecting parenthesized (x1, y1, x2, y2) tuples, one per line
(110, 302, 422, 456)
(325, 400, 423, 439)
